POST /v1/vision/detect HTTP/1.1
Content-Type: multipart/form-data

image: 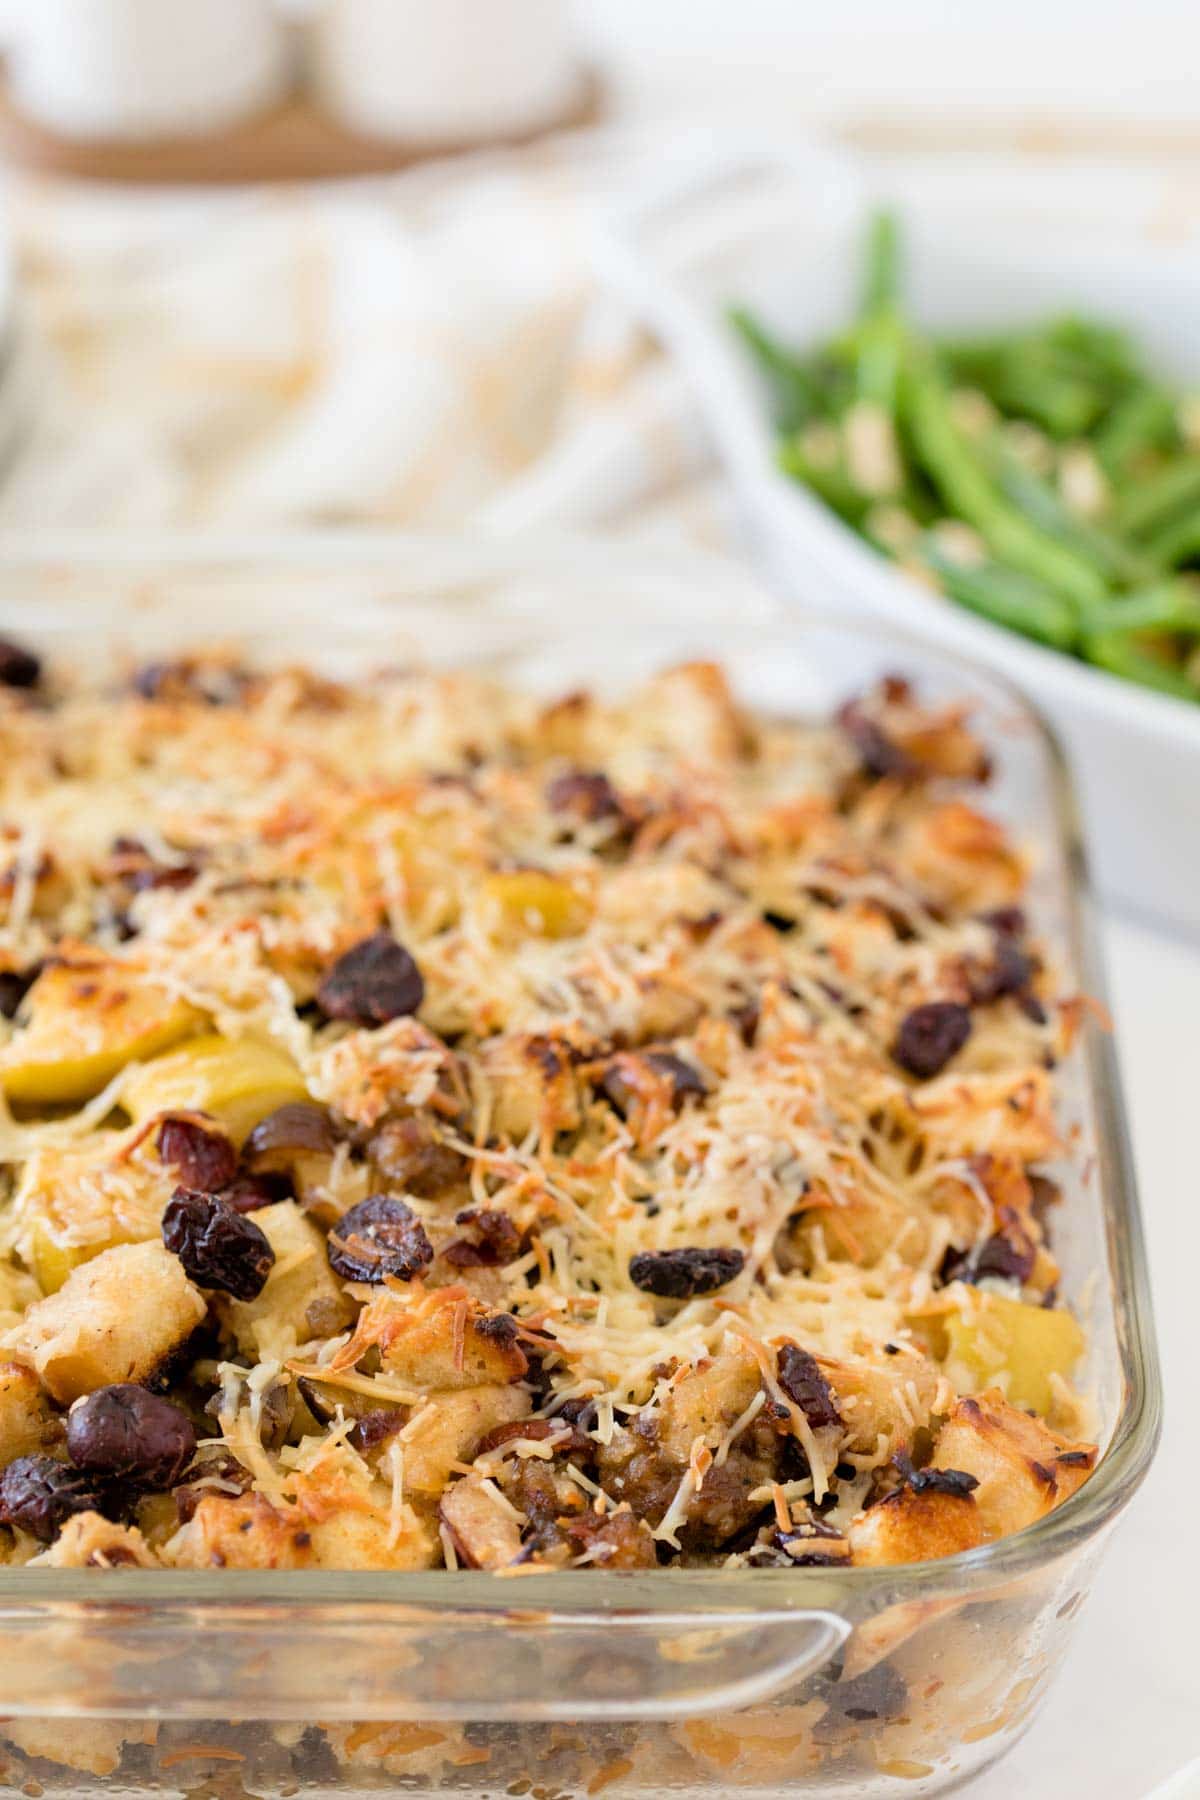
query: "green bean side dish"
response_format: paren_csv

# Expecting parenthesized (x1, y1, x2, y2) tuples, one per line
(732, 215, 1200, 702)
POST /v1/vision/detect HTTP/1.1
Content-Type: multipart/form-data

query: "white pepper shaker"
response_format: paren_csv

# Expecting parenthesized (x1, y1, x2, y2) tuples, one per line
(316, 0, 584, 145)
(10, 0, 290, 142)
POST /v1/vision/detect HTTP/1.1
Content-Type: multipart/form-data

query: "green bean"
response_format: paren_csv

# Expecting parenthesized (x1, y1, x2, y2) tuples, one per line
(1112, 456, 1200, 539)
(1083, 630, 1200, 700)
(986, 440, 1159, 587)
(982, 363, 1109, 439)
(853, 316, 906, 412)
(919, 542, 1078, 649)
(1144, 511, 1200, 569)
(861, 211, 900, 320)
(1081, 581, 1200, 638)
(736, 214, 1200, 701)
(1093, 384, 1179, 478)
(902, 362, 1109, 606)
(1042, 315, 1139, 384)
(942, 317, 1136, 390)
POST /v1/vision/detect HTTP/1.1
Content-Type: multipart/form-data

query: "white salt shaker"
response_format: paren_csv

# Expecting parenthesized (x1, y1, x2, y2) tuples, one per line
(10, 0, 290, 142)
(317, 0, 584, 144)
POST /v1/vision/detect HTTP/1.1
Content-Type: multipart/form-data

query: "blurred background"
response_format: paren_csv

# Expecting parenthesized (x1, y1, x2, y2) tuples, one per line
(0, 0, 1190, 531)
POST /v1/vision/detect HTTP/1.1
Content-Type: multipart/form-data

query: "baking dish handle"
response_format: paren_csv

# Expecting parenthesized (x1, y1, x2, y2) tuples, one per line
(0, 1599, 850, 1722)
(368, 1604, 853, 1723)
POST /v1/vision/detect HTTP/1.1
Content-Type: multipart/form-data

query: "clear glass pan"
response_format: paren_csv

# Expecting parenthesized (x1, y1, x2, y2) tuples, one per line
(0, 533, 1161, 1797)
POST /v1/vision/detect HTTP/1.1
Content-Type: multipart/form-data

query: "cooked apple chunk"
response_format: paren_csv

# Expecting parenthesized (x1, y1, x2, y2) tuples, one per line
(123, 1033, 308, 1145)
(937, 1290, 1084, 1415)
(0, 958, 201, 1105)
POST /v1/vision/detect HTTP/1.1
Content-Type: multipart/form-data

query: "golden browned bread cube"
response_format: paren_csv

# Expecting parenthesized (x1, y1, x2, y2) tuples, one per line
(931, 1390, 1096, 1539)
(32, 1512, 157, 1568)
(439, 1470, 523, 1569)
(848, 1484, 985, 1566)
(476, 1030, 585, 1142)
(637, 661, 754, 762)
(168, 1474, 437, 1571)
(655, 1348, 762, 1466)
(366, 1291, 528, 1392)
(167, 1490, 317, 1570)
(819, 1349, 940, 1455)
(7, 1241, 206, 1404)
(304, 1495, 438, 1571)
(402, 1384, 530, 1496)
(0, 1359, 59, 1462)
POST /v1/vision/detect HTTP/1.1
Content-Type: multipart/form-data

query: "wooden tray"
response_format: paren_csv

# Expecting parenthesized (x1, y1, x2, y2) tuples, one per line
(0, 64, 603, 185)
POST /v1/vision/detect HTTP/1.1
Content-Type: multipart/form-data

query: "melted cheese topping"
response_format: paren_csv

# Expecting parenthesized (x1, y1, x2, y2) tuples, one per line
(0, 652, 1094, 1570)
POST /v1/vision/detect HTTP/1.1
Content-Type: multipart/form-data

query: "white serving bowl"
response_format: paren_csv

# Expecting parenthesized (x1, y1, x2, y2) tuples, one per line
(597, 142, 1200, 937)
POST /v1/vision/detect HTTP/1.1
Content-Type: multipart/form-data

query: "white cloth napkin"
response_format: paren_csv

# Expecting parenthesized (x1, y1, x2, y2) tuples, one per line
(0, 129, 714, 537)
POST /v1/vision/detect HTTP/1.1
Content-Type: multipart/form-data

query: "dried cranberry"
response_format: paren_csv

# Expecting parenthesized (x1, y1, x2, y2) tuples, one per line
(67, 1385, 196, 1490)
(475, 1312, 521, 1346)
(628, 1246, 744, 1298)
(547, 770, 623, 822)
(981, 905, 1026, 938)
(730, 999, 760, 1046)
(893, 1002, 971, 1079)
(777, 1343, 842, 1429)
(221, 1171, 293, 1213)
(905, 1465, 978, 1499)
(162, 1189, 275, 1300)
(0, 964, 39, 1021)
(113, 840, 202, 894)
(316, 931, 424, 1026)
(968, 939, 1036, 1006)
(940, 1230, 1035, 1288)
(0, 1455, 107, 1542)
(157, 1118, 238, 1193)
(643, 1051, 708, 1100)
(0, 638, 41, 690)
(326, 1196, 433, 1284)
(443, 1207, 521, 1268)
(1029, 1173, 1060, 1225)
(349, 1410, 405, 1454)
(836, 698, 914, 781)
(475, 1417, 589, 1458)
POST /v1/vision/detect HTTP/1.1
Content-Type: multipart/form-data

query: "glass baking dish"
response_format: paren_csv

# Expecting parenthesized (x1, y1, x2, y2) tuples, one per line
(0, 533, 1160, 1798)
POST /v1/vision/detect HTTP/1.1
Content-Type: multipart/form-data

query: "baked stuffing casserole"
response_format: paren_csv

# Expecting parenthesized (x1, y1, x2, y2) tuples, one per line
(0, 641, 1096, 1578)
